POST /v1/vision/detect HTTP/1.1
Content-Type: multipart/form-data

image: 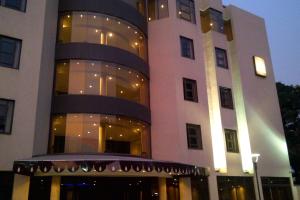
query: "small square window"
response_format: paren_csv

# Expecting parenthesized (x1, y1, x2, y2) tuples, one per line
(1, 0, 27, 12)
(186, 124, 202, 149)
(253, 56, 267, 77)
(0, 99, 14, 134)
(180, 36, 195, 59)
(219, 86, 234, 109)
(0, 35, 22, 69)
(176, 0, 196, 23)
(224, 129, 239, 153)
(183, 78, 198, 102)
(215, 48, 228, 69)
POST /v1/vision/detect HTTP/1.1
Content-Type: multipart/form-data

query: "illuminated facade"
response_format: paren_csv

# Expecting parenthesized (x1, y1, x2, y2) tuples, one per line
(0, 0, 299, 199)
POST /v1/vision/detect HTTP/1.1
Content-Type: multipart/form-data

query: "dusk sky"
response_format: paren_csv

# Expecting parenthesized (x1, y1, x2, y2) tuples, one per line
(223, 0, 300, 85)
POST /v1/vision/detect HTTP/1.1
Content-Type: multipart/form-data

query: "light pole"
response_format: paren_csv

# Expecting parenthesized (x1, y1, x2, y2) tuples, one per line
(252, 153, 261, 200)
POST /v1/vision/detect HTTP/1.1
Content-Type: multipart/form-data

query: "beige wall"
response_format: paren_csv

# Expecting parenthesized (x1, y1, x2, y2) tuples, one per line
(0, 0, 58, 170)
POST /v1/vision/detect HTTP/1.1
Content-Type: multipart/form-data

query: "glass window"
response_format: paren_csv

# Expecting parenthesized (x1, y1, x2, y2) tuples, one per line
(186, 124, 202, 149)
(55, 60, 149, 107)
(0, 172, 14, 200)
(167, 178, 180, 200)
(224, 129, 239, 153)
(215, 48, 228, 69)
(200, 8, 225, 34)
(177, 0, 196, 23)
(148, 0, 169, 21)
(191, 177, 210, 200)
(219, 87, 234, 109)
(183, 78, 198, 102)
(261, 177, 293, 200)
(49, 114, 150, 158)
(180, 36, 195, 59)
(121, 0, 146, 16)
(0, 99, 14, 134)
(217, 176, 256, 200)
(0, 35, 21, 69)
(0, 0, 26, 12)
(58, 12, 147, 61)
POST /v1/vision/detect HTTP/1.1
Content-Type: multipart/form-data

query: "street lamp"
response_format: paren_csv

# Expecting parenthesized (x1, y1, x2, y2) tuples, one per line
(252, 153, 261, 200)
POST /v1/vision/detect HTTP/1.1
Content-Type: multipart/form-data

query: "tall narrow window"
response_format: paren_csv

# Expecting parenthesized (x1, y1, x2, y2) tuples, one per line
(219, 87, 234, 109)
(215, 48, 228, 69)
(183, 78, 198, 102)
(224, 129, 239, 153)
(180, 36, 195, 59)
(0, 0, 27, 12)
(0, 99, 14, 134)
(148, 0, 169, 21)
(0, 35, 22, 69)
(186, 124, 203, 149)
(176, 0, 196, 23)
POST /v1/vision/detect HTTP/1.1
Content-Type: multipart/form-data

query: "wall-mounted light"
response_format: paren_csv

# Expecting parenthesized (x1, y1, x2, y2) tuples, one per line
(253, 56, 267, 77)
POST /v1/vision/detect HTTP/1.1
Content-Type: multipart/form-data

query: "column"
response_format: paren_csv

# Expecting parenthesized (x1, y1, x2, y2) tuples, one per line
(179, 177, 192, 200)
(158, 178, 167, 200)
(12, 175, 30, 200)
(50, 176, 61, 200)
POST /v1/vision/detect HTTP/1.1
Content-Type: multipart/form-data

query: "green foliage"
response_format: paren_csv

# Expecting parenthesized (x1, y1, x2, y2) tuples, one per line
(276, 82, 300, 184)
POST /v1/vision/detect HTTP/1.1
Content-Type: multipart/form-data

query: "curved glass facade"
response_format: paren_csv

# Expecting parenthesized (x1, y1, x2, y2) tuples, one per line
(58, 12, 147, 60)
(121, 0, 146, 16)
(55, 60, 149, 107)
(49, 114, 150, 157)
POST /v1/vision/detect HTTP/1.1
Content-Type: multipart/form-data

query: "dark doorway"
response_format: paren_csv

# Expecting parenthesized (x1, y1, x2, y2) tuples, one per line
(60, 177, 159, 200)
(28, 176, 52, 200)
(0, 171, 14, 200)
(191, 176, 210, 200)
(105, 140, 131, 154)
(262, 177, 293, 200)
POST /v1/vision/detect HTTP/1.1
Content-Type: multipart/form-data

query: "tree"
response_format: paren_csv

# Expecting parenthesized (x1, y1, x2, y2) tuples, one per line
(276, 82, 300, 184)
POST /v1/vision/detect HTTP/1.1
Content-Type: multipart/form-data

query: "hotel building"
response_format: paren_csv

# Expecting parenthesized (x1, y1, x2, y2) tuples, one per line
(0, 0, 299, 199)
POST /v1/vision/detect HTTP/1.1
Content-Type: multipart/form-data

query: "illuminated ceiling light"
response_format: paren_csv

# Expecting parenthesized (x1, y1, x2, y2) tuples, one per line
(93, 123, 97, 126)
(78, 134, 81, 137)
(87, 131, 91, 134)
(160, 4, 164, 8)
(89, 115, 93, 118)
(135, 83, 139, 87)
(134, 42, 139, 46)
(95, 29, 99, 33)
(67, 15, 71, 18)
(63, 63, 67, 66)
(148, 17, 151, 21)
(128, 71, 132, 74)
(141, 79, 144, 82)
(62, 24, 67, 28)
(93, 15, 96, 19)
(108, 33, 113, 37)
(108, 76, 113, 80)
(120, 90, 124, 94)
(89, 85, 93, 88)
(80, 90, 84, 94)
(134, 31, 138, 34)
(118, 118, 121, 121)
(105, 116, 108, 119)
(127, 26, 131, 29)
(118, 67, 121, 70)
(136, 75, 139, 78)
(210, 23, 213, 27)
(80, 14, 83, 18)
(91, 63, 95, 66)
(76, 62, 80, 65)
(118, 21, 121, 24)
(253, 56, 267, 77)
(105, 64, 109, 67)
(108, 125, 112, 128)
(106, 17, 109, 21)
(94, 74, 98, 77)
(178, 11, 182, 15)
(109, 136, 113, 140)
(54, 128, 57, 131)
(119, 134, 123, 137)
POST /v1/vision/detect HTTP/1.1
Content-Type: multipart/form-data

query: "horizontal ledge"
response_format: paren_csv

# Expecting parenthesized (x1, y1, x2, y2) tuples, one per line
(59, 0, 147, 35)
(56, 43, 149, 77)
(51, 95, 151, 124)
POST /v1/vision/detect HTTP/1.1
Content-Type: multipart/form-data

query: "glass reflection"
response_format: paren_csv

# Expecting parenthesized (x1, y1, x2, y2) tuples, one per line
(58, 12, 147, 60)
(49, 114, 150, 158)
(55, 60, 149, 107)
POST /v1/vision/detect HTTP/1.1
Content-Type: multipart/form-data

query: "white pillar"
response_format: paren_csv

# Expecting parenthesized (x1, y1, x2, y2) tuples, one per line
(158, 178, 167, 200)
(12, 175, 30, 200)
(50, 176, 61, 200)
(179, 177, 192, 200)
(208, 174, 219, 200)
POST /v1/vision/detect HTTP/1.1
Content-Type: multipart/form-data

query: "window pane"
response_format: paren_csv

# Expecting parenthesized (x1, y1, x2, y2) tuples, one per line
(2, 0, 26, 11)
(148, 0, 169, 21)
(58, 12, 147, 61)
(177, 0, 195, 23)
(50, 114, 150, 158)
(0, 99, 14, 134)
(220, 87, 234, 109)
(55, 60, 149, 107)
(180, 36, 194, 59)
(225, 129, 239, 153)
(0, 35, 21, 69)
(121, 0, 146, 16)
(183, 78, 198, 102)
(215, 48, 228, 69)
(186, 124, 202, 149)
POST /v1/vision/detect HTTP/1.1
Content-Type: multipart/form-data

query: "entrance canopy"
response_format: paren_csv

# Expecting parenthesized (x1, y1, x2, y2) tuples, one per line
(13, 154, 209, 177)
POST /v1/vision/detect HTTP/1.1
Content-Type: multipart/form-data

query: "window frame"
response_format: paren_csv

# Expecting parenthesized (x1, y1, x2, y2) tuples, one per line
(0, 98, 15, 135)
(180, 36, 195, 59)
(215, 47, 228, 69)
(0, 35, 22, 70)
(219, 86, 234, 109)
(176, 0, 196, 23)
(0, 0, 27, 12)
(183, 78, 198, 102)
(224, 129, 239, 153)
(186, 123, 203, 150)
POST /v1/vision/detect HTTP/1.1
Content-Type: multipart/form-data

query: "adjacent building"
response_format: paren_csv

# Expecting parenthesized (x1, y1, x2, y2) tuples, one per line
(0, 0, 299, 199)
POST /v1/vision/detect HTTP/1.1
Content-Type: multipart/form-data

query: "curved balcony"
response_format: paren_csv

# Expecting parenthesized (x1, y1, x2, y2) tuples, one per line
(59, 0, 147, 34)
(49, 114, 150, 158)
(58, 12, 147, 61)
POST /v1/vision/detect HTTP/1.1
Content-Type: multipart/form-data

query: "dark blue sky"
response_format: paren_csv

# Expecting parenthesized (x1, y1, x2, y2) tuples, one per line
(223, 0, 300, 85)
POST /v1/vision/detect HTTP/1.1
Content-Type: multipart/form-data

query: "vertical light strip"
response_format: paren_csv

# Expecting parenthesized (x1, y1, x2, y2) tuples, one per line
(229, 43, 253, 173)
(203, 34, 227, 173)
